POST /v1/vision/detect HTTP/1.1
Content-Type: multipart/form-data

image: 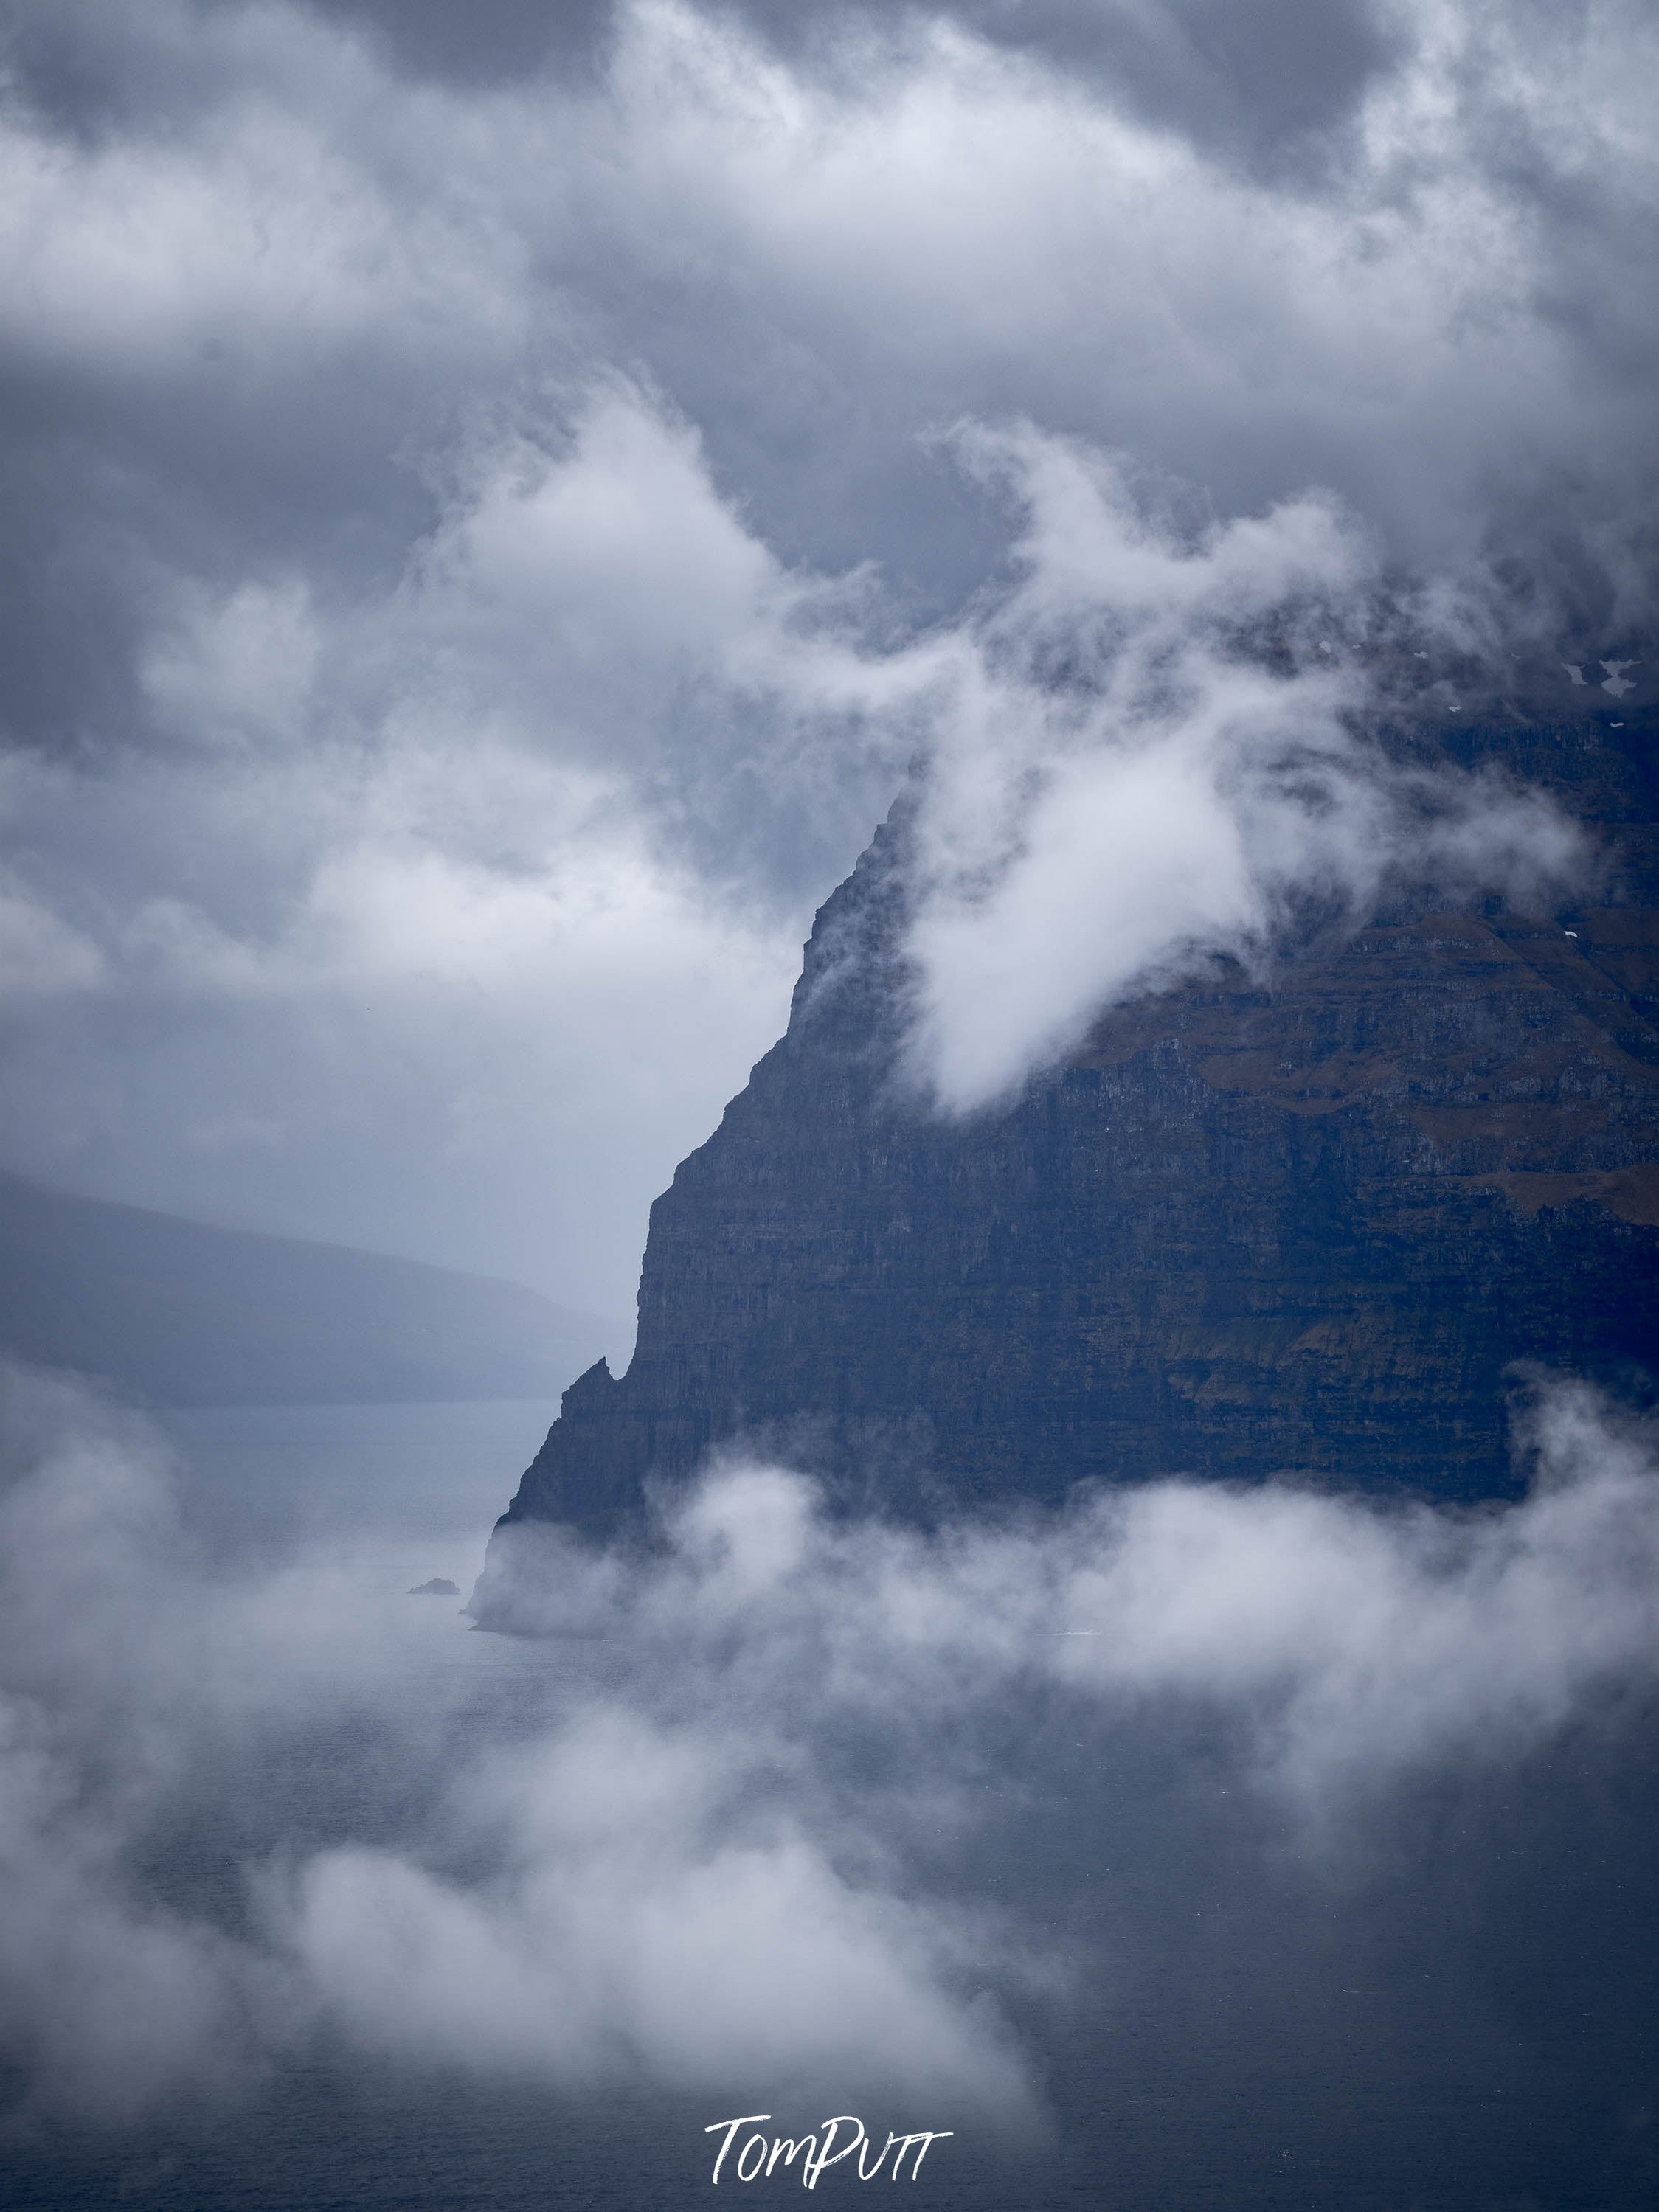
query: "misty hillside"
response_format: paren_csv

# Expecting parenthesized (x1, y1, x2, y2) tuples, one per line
(0, 1171, 619, 1407)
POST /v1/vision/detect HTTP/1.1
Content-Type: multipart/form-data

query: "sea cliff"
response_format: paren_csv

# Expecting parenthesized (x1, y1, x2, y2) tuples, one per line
(488, 704, 1659, 1556)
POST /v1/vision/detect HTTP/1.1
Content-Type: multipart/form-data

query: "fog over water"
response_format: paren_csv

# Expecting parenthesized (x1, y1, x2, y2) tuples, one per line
(1, 1369, 1657, 2208)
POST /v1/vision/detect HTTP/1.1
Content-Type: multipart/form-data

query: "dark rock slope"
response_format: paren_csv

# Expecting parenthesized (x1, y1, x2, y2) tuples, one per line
(499, 706, 1659, 1539)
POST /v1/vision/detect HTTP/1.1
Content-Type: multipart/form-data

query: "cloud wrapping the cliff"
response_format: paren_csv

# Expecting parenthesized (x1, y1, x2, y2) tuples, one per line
(895, 429, 1589, 1109)
(1, 382, 1585, 1196)
(4, 1364, 1657, 2123)
(476, 1377, 1659, 1811)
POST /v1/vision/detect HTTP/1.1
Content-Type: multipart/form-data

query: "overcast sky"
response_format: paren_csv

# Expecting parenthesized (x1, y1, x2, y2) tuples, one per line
(0, 0, 1654, 1313)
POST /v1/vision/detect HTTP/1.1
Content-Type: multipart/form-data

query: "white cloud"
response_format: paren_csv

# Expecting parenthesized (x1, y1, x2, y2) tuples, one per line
(1, 1363, 1655, 2125)
(0, 878, 105, 997)
(895, 429, 1586, 1108)
(0, 1368, 1034, 2120)
(587, 0, 1655, 575)
(0, 386, 834, 1301)
(0, 374, 1592, 1286)
(478, 1377, 1659, 1814)
(0, 7, 528, 381)
(141, 578, 321, 752)
(287, 1729, 1022, 2103)
(415, 391, 780, 699)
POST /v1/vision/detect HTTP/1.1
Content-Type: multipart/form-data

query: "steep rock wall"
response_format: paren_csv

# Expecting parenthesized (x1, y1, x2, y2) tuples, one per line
(497, 710, 1659, 1540)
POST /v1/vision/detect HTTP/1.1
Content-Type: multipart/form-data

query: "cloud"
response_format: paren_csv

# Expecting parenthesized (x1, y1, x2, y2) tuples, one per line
(1, 1360, 1656, 2128)
(893, 428, 1589, 1108)
(580, 0, 1658, 602)
(285, 1710, 1023, 2104)
(0, 878, 105, 998)
(4, 0, 1655, 679)
(0, 0, 1651, 1301)
(0, 10, 530, 383)
(0, 1367, 1036, 2121)
(139, 578, 322, 753)
(476, 1377, 1659, 1813)
(0, 385, 839, 1304)
(0, 372, 1599, 1282)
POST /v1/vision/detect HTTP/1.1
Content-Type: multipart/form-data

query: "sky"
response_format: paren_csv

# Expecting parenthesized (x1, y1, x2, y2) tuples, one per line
(0, 0, 1655, 1314)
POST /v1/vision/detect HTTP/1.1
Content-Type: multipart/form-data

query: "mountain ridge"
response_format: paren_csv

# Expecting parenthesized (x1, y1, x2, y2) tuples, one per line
(0, 1169, 619, 1406)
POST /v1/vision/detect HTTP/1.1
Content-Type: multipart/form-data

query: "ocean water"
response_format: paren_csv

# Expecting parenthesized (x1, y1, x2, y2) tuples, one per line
(4, 1399, 1656, 2212)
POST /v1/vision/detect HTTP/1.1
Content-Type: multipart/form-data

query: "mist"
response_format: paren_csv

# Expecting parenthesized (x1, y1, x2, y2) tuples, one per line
(1, 1359, 1655, 2187)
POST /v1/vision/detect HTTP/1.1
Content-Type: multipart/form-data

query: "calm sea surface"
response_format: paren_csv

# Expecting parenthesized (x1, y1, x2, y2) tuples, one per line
(4, 1400, 1655, 2212)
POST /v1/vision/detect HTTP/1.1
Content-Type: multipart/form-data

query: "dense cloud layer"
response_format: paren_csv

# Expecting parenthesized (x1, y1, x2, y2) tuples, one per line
(0, 1, 1653, 1300)
(1, 1362, 1657, 2131)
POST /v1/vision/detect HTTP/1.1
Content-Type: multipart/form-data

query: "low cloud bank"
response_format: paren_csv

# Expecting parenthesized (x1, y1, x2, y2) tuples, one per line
(0, 1366, 1033, 2123)
(476, 1376, 1659, 1807)
(1, 1364, 1656, 2129)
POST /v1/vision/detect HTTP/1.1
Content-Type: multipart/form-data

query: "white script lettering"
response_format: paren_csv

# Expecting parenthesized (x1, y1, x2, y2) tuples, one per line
(705, 2115, 955, 2186)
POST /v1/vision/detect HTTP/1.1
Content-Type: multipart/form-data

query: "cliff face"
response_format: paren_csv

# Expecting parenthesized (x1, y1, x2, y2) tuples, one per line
(499, 709, 1659, 1538)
